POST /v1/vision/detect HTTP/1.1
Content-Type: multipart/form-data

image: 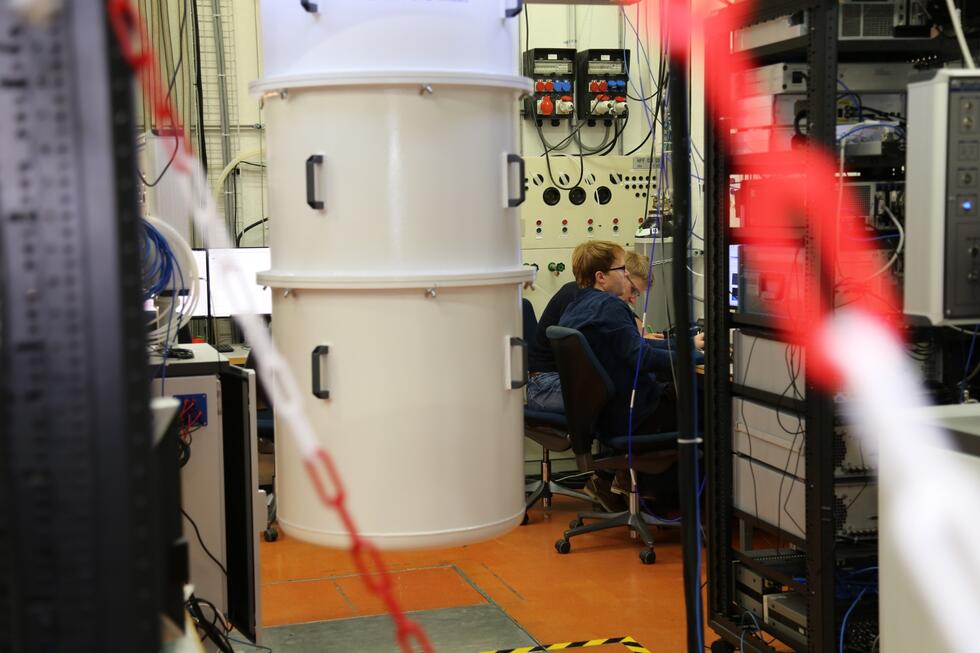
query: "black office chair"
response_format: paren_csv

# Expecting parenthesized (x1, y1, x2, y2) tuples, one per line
(546, 325, 679, 564)
(522, 300, 591, 522)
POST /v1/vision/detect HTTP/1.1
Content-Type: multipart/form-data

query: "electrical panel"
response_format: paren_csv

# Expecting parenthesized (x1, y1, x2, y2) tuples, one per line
(521, 154, 660, 248)
(906, 69, 980, 325)
(575, 49, 629, 123)
(522, 48, 576, 125)
(520, 155, 661, 317)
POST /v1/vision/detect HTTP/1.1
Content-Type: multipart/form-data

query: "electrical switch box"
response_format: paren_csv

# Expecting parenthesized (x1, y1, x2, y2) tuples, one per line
(522, 48, 576, 126)
(575, 49, 630, 123)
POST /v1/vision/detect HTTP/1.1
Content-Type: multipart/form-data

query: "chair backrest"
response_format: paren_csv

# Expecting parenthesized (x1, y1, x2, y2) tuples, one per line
(546, 326, 615, 456)
(522, 298, 538, 343)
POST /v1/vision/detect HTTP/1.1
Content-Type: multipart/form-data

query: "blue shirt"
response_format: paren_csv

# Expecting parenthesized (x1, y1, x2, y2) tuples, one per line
(558, 287, 680, 438)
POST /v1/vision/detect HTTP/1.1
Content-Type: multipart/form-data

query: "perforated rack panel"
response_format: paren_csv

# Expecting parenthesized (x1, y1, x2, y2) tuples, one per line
(0, 3, 157, 651)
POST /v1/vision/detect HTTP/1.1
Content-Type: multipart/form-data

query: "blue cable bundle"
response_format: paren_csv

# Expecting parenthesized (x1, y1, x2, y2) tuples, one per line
(141, 218, 193, 394)
(142, 220, 177, 300)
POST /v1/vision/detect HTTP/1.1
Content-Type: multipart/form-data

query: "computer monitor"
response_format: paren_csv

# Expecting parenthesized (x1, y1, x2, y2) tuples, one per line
(206, 248, 272, 318)
(729, 245, 740, 308)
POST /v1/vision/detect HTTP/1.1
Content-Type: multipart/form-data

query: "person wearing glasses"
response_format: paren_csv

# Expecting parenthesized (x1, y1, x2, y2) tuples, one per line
(558, 241, 689, 440)
(624, 251, 706, 350)
(526, 250, 655, 415)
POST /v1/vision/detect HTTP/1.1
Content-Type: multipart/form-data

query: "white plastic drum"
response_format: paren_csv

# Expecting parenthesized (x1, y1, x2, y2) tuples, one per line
(266, 279, 528, 549)
(256, 78, 528, 276)
(259, 0, 523, 84)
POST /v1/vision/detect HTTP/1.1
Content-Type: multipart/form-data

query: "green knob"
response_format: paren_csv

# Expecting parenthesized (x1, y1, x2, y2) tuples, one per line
(556, 262, 566, 273)
(548, 262, 558, 272)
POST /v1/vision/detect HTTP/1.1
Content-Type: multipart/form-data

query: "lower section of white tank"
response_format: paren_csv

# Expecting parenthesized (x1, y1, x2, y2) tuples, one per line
(277, 508, 525, 550)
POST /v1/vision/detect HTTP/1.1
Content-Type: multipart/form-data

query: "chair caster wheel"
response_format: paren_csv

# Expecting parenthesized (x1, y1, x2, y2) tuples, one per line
(569, 518, 582, 529)
(640, 548, 656, 565)
(521, 512, 529, 526)
(264, 527, 279, 542)
(555, 539, 571, 554)
(710, 639, 735, 653)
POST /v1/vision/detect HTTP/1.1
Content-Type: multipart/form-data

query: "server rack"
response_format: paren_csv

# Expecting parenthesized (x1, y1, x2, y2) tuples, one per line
(703, 2, 970, 651)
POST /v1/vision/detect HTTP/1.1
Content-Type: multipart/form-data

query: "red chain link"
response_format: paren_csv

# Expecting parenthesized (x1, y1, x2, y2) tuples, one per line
(107, 3, 434, 651)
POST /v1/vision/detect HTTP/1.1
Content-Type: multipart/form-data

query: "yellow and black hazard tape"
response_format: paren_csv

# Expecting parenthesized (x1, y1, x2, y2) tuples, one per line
(481, 635, 651, 653)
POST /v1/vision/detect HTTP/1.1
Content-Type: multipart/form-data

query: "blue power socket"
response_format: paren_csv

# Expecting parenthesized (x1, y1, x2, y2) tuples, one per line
(174, 393, 208, 427)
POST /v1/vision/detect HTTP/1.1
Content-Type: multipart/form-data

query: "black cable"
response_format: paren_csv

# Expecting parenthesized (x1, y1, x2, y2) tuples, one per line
(597, 116, 630, 156)
(774, 345, 806, 540)
(236, 160, 267, 169)
(737, 337, 763, 523)
(187, 597, 235, 653)
(181, 507, 228, 577)
(537, 121, 585, 191)
(165, 0, 189, 102)
(794, 110, 809, 137)
(538, 120, 588, 154)
(190, 0, 209, 174)
(138, 132, 180, 187)
(524, 2, 530, 55)
(236, 217, 270, 247)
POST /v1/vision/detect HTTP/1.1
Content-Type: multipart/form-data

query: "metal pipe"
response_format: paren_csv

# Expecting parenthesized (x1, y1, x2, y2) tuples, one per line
(667, 1, 702, 650)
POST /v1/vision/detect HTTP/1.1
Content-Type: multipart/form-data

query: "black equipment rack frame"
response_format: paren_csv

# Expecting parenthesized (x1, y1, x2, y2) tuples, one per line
(701, 1, 969, 651)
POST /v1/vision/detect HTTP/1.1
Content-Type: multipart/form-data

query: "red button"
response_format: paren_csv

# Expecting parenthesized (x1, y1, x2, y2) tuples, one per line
(562, 219, 568, 225)
(587, 218, 594, 225)
(535, 81, 545, 92)
(599, 80, 608, 92)
(536, 220, 542, 225)
(589, 81, 599, 92)
(545, 80, 554, 92)
(613, 218, 619, 224)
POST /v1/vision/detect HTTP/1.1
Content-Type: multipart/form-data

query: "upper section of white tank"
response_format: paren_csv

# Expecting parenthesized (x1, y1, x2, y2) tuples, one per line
(258, 0, 523, 86)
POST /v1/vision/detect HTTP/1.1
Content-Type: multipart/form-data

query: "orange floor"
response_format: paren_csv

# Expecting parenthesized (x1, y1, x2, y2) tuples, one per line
(261, 495, 706, 653)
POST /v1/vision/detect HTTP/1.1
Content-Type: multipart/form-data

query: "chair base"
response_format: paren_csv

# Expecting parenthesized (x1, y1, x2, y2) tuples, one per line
(555, 487, 679, 564)
(524, 448, 590, 517)
(525, 479, 592, 511)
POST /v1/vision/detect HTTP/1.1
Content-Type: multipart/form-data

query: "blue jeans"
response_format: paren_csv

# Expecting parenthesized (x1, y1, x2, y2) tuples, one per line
(526, 372, 565, 413)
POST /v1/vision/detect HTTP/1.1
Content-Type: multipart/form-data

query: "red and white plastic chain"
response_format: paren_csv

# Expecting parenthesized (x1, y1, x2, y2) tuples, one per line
(106, 3, 434, 651)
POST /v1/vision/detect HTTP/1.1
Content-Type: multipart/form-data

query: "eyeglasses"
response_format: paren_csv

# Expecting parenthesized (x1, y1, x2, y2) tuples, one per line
(606, 265, 627, 274)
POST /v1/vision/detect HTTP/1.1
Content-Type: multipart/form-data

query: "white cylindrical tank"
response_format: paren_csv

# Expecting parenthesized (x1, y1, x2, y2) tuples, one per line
(256, 79, 526, 276)
(254, 2, 533, 549)
(265, 279, 528, 548)
(259, 0, 522, 84)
